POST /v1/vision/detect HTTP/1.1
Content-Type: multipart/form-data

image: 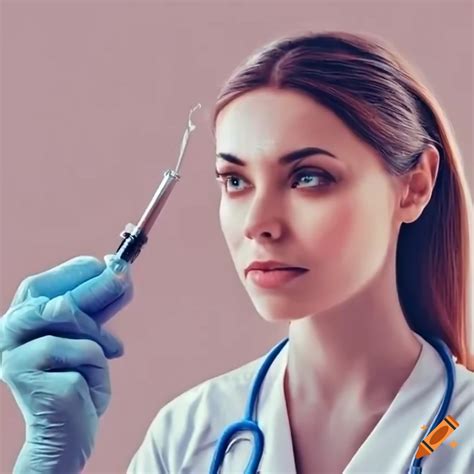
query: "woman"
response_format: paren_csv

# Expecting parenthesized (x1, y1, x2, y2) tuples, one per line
(128, 31, 474, 473)
(1, 31, 473, 473)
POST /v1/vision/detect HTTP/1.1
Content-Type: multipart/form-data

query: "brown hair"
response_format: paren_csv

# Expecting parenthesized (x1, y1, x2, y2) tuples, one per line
(211, 31, 473, 370)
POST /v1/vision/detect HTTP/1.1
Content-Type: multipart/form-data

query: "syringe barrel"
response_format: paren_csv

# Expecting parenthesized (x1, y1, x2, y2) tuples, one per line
(114, 170, 180, 263)
(136, 169, 180, 235)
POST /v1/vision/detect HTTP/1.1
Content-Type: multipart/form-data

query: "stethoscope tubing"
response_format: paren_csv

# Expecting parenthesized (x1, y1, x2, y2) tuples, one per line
(208, 338, 289, 474)
(408, 336, 456, 473)
(209, 333, 455, 474)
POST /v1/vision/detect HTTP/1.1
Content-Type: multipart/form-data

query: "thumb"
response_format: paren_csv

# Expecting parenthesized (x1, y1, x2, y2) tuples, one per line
(69, 254, 131, 316)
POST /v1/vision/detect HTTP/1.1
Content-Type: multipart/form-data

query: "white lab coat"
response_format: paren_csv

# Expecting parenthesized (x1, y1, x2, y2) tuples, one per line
(127, 332, 473, 473)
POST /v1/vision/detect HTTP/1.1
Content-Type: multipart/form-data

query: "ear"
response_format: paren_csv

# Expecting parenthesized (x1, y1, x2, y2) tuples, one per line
(397, 144, 440, 224)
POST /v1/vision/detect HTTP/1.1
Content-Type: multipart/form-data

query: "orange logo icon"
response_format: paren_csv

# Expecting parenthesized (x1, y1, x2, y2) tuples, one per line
(415, 415, 460, 459)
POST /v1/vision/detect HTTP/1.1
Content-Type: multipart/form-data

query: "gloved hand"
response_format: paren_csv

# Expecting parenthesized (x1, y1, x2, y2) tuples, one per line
(0, 254, 134, 474)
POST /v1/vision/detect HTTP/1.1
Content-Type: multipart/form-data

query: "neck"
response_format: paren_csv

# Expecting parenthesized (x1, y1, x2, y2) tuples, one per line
(285, 255, 422, 415)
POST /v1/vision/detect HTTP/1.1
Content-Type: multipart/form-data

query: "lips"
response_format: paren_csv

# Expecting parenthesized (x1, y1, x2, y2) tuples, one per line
(244, 260, 308, 278)
(247, 268, 308, 289)
(254, 267, 303, 272)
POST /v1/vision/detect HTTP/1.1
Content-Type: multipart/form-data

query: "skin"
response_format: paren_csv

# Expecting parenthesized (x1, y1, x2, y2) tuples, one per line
(214, 87, 440, 471)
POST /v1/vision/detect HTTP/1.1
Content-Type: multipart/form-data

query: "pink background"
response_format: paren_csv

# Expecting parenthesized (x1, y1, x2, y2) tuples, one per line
(1, 1, 472, 472)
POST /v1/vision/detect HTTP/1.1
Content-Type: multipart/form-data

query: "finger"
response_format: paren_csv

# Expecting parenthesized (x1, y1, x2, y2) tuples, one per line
(3, 335, 112, 417)
(70, 255, 131, 316)
(0, 293, 124, 358)
(92, 282, 134, 326)
(10, 256, 105, 307)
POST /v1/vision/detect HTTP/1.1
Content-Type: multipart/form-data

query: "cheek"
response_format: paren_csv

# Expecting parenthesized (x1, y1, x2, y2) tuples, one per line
(306, 182, 394, 283)
(219, 198, 242, 253)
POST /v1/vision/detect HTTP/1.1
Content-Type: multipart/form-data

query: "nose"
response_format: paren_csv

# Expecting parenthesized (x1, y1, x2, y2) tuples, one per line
(243, 194, 284, 241)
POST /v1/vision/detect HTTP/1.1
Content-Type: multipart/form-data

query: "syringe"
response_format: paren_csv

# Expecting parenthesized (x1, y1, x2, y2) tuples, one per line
(114, 103, 201, 263)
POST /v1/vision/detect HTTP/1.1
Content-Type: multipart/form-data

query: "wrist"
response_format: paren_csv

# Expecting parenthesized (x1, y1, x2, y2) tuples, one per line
(13, 440, 87, 474)
(15, 420, 97, 474)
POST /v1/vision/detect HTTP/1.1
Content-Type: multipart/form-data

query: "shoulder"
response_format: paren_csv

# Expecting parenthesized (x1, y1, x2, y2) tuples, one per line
(452, 364, 474, 414)
(451, 362, 473, 420)
(127, 354, 264, 473)
(454, 361, 474, 388)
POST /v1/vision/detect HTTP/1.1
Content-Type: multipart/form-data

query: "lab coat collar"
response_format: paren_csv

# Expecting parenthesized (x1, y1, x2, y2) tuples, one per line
(252, 331, 448, 473)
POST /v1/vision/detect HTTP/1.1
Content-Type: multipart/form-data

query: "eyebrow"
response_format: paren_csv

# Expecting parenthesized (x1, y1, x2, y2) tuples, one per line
(215, 147, 337, 166)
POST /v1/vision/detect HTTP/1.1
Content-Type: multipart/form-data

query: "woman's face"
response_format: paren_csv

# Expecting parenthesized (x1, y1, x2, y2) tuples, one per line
(214, 87, 402, 322)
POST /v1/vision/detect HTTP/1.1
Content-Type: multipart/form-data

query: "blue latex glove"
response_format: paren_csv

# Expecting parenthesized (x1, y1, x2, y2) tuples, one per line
(0, 254, 133, 473)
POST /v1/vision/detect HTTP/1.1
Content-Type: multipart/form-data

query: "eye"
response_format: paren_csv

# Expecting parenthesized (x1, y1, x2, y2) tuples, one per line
(214, 167, 335, 194)
(291, 167, 335, 189)
(215, 172, 249, 193)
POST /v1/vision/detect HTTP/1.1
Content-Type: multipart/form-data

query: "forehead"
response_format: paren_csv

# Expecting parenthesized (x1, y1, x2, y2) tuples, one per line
(215, 88, 354, 159)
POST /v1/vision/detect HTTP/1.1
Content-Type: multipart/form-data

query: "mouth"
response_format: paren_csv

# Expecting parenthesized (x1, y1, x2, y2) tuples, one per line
(254, 267, 305, 272)
(244, 265, 308, 278)
(246, 268, 308, 289)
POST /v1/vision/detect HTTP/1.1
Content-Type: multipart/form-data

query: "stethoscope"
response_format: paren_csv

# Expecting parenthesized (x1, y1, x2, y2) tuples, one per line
(208, 333, 456, 474)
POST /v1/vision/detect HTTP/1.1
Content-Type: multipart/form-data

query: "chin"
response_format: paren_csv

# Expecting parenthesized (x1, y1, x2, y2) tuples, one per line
(252, 299, 310, 323)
